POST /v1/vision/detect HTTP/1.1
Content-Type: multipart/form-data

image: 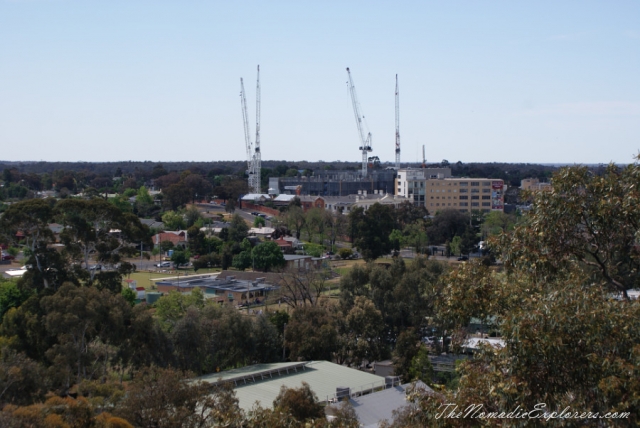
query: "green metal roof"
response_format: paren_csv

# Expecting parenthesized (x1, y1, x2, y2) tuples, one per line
(198, 362, 307, 385)
(199, 361, 388, 411)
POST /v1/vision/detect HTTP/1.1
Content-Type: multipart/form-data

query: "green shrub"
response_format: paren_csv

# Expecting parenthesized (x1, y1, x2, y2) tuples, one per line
(338, 248, 353, 259)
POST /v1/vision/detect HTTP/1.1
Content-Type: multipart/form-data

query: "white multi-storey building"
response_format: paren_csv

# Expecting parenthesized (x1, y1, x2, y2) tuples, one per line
(395, 168, 452, 206)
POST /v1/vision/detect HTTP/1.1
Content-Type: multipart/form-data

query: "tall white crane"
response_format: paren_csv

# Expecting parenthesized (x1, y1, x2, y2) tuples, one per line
(395, 74, 400, 170)
(346, 67, 372, 176)
(254, 65, 261, 194)
(240, 78, 254, 185)
(240, 66, 262, 194)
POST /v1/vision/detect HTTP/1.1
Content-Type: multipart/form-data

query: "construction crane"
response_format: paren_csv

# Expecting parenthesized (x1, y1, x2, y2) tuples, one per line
(240, 78, 254, 188)
(395, 74, 400, 170)
(254, 65, 261, 194)
(239, 66, 262, 194)
(346, 67, 372, 176)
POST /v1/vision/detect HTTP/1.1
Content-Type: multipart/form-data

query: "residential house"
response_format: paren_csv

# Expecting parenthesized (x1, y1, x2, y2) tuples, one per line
(152, 230, 188, 249)
(283, 254, 324, 271)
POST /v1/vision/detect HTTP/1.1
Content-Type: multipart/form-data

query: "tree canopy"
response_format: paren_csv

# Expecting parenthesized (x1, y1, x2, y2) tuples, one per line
(391, 160, 640, 426)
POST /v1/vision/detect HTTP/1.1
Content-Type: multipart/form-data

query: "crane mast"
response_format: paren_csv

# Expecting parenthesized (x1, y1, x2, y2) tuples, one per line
(395, 74, 400, 170)
(254, 65, 261, 194)
(346, 67, 372, 176)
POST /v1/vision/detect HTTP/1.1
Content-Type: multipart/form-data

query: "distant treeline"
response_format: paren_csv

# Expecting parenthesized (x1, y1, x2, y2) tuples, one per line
(0, 160, 560, 186)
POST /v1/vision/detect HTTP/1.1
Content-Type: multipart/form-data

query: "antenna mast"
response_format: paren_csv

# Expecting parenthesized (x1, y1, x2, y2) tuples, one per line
(395, 74, 400, 170)
(346, 67, 372, 176)
(422, 145, 426, 168)
(254, 65, 261, 194)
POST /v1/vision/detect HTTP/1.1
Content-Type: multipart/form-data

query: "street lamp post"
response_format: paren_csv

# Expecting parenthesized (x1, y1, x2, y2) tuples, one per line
(282, 323, 287, 361)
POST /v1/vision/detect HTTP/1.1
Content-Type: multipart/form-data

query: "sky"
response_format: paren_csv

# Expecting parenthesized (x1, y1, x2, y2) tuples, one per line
(0, 1, 639, 165)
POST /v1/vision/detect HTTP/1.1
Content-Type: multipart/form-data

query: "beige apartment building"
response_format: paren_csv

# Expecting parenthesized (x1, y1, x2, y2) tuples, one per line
(521, 178, 552, 192)
(425, 178, 505, 213)
(395, 168, 505, 213)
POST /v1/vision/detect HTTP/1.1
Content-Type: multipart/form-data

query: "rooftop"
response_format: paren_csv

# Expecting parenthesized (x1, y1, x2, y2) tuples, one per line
(198, 361, 389, 410)
(156, 275, 277, 293)
(337, 382, 432, 428)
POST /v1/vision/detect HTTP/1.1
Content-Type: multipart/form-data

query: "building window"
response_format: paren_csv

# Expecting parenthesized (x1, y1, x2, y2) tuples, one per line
(471, 202, 479, 206)
(482, 195, 490, 200)
(471, 182, 480, 186)
(483, 189, 490, 193)
(459, 182, 468, 186)
(460, 202, 468, 207)
(471, 196, 479, 200)
(482, 202, 490, 206)
(471, 188, 479, 193)
(459, 196, 468, 200)
(482, 182, 491, 186)
(460, 188, 468, 193)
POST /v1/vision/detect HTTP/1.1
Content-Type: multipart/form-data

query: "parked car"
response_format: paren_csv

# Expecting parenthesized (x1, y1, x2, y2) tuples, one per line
(1, 254, 15, 261)
(257, 213, 267, 218)
(156, 261, 171, 268)
(457, 256, 469, 261)
(89, 264, 102, 270)
(422, 336, 436, 345)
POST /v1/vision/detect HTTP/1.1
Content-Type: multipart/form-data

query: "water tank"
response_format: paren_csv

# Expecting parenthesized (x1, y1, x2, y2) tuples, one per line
(146, 292, 162, 305)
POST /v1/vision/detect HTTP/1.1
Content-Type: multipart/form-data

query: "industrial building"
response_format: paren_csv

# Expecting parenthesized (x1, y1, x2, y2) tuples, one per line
(155, 275, 277, 306)
(269, 169, 397, 197)
(198, 360, 399, 410)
